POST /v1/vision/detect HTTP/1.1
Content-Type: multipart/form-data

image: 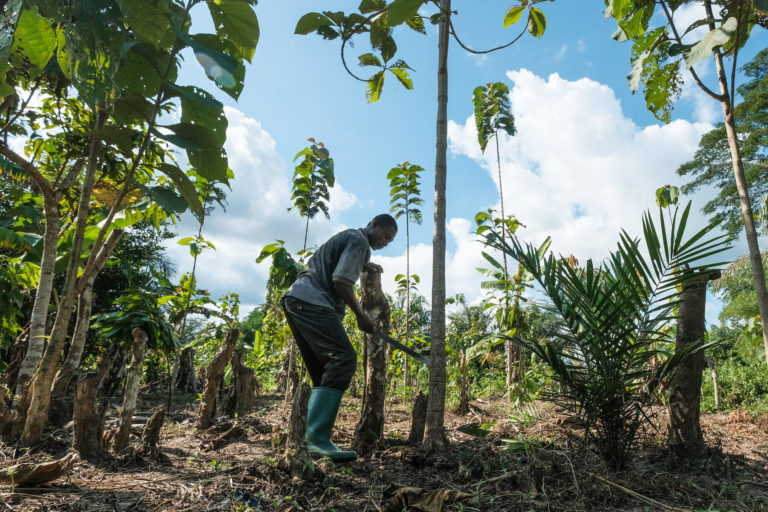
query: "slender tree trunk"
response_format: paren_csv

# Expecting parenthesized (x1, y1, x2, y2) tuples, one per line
(197, 328, 239, 430)
(51, 279, 95, 399)
(404, 213, 411, 391)
(706, 3, 768, 370)
(21, 111, 106, 445)
(710, 360, 720, 409)
(497, 135, 519, 389)
(14, 195, 60, 400)
(667, 271, 719, 457)
(113, 328, 148, 452)
(456, 351, 470, 415)
(354, 268, 389, 454)
(424, 0, 450, 452)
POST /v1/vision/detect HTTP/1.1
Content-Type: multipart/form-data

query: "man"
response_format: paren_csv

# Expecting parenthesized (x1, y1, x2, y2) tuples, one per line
(282, 214, 397, 461)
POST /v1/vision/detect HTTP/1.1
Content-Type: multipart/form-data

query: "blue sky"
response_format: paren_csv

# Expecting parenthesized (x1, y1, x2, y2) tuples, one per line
(164, 1, 768, 325)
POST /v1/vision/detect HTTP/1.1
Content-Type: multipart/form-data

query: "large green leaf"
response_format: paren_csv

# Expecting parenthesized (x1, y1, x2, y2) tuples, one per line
(93, 126, 139, 154)
(189, 33, 245, 99)
(116, 0, 173, 48)
(189, 147, 229, 182)
(161, 122, 218, 150)
(0, 0, 22, 98)
(207, 0, 260, 62)
(13, 7, 56, 75)
(503, 6, 525, 28)
(527, 8, 546, 38)
(295, 12, 334, 35)
(143, 185, 189, 214)
(178, 86, 227, 148)
(159, 163, 204, 220)
(387, 0, 423, 28)
(164, 82, 224, 111)
(114, 47, 162, 97)
(389, 66, 413, 90)
(112, 94, 155, 125)
(366, 69, 385, 102)
(683, 17, 737, 69)
(359, 0, 386, 14)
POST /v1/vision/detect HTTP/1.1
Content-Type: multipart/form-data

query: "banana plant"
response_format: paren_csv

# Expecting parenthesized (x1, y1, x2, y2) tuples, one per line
(476, 201, 732, 468)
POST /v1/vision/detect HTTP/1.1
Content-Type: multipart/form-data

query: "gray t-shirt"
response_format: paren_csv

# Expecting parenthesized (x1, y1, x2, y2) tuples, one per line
(284, 228, 371, 315)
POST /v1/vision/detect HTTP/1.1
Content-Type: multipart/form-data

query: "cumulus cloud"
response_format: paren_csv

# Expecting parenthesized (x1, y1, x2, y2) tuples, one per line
(164, 107, 356, 310)
(447, 69, 714, 268)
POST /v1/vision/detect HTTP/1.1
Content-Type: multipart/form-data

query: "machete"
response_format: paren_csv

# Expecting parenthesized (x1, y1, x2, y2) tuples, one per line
(374, 331, 429, 365)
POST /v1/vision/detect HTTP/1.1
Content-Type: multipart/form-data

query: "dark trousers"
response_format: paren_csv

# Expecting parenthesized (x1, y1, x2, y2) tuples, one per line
(281, 296, 357, 391)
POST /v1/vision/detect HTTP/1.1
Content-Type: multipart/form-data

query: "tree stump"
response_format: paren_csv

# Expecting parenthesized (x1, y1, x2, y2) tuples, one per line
(0, 385, 13, 440)
(667, 270, 721, 458)
(142, 404, 166, 450)
(409, 392, 427, 445)
(354, 268, 389, 454)
(73, 372, 104, 457)
(279, 382, 320, 481)
(225, 349, 258, 418)
(113, 328, 148, 453)
(197, 328, 239, 430)
(175, 347, 198, 394)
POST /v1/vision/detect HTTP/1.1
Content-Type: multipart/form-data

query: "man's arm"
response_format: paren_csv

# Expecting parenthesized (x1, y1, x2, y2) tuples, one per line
(333, 280, 374, 333)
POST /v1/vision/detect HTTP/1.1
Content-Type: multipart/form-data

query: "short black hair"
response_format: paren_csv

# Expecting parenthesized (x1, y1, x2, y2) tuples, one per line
(371, 213, 398, 232)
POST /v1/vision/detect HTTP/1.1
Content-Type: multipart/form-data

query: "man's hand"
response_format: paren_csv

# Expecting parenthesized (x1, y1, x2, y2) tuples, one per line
(356, 312, 374, 334)
(364, 262, 383, 274)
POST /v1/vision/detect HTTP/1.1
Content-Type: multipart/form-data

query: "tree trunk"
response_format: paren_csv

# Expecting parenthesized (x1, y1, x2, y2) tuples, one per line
(113, 328, 148, 453)
(284, 341, 299, 403)
(708, 4, 768, 370)
(197, 328, 239, 430)
(404, 213, 412, 393)
(52, 279, 95, 399)
(14, 195, 60, 402)
(279, 382, 320, 481)
(225, 349, 258, 419)
(424, 0, 450, 452)
(98, 343, 125, 398)
(711, 361, 720, 409)
(20, 111, 107, 445)
(354, 268, 389, 454)
(667, 270, 720, 458)
(456, 351, 470, 415)
(73, 372, 104, 458)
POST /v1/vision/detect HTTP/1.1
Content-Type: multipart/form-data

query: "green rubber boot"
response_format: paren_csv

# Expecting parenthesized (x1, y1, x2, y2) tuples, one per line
(305, 387, 357, 462)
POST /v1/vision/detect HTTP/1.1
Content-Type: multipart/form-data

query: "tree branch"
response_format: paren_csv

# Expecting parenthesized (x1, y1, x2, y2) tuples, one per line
(449, 18, 527, 55)
(659, 1, 726, 102)
(1, 78, 40, 133)
(0, 143, 52, 196)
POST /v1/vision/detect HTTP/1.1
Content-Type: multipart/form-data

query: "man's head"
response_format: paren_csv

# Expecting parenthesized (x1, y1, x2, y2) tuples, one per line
(366, 214, 398, 250)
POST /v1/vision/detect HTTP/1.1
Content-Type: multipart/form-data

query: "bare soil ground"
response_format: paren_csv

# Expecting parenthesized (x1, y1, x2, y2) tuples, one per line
(2, 393, 768, 512)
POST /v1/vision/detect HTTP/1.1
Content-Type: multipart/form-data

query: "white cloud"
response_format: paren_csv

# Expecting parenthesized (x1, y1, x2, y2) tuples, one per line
(448, 69, 714, 267)
(164, 107, 357, 309)
(466, 52, 489, 67)
(577, 39, 586, 53)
